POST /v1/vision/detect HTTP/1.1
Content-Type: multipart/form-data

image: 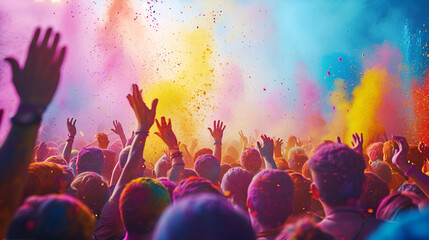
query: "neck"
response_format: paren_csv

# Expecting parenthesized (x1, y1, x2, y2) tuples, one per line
(322, 199, 360, 217)
(123, 232, 152, 240)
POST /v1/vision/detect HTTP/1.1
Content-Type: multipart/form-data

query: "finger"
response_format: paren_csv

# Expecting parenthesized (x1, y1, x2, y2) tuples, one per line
(155, 119, 161, 130)
(73, 119, 76, 125)
(360, 133, 363, 142)
(151, 98, 158, 112)
(336, 136, 341, 144)
(5, 58, 20, 77)
(208, 128, 213, 135)
(351, 142, 355, 147)
(111, 129, 116, 133)
(154, 132, 161, 138)
(167, 118, 171, 129)
(40, 28, 53, 51)
(257, 141, 262, 151)
(126, 94, 134, 108)
(55, 46, 67, 68)
(29, 28, 41, 53)
(161, 116, 167, 127)
(67, 118, 69, 123)
(222, 125, 226, 131)
(213, 120, 216, 129)
(49, 33, 60, 59)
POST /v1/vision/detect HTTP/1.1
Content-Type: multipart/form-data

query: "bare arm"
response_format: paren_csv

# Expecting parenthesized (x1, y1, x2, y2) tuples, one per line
(393, 136, 429, 198)
(155, 117, 184, 182)
(111, 120, 127, 148)
(62, 118, 76, 163)
(0, 28, 66, 236)
(258, 135, 277, 169)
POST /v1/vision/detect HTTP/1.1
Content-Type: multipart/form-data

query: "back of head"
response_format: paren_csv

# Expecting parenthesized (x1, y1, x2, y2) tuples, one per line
(366, 142, 384, 162)
(71, 172, 110, 217)
(181, 168, 198, 179)
(383, 140, 398, 165)
(95, 133, 109, 149)
(376, 191, 422, 222)
(119, 146, 131, 168)
(194, 154, 221, 184)
(173, 177, 223, 202)
(397, 183, 427, 199)
(369, 161, 392, 184)
(120, 177, 171, 235)
(77, 147, 104, 175)
(287, 146, 305, 160)
(247, 169, 294, 230)
(219, 163, 232, 183)
(193, 148, 213, 162)
(359, 172, 390, 217)
(45, 155, 67, 165)
(154, 193, 255, 240)
(288, 153, 308, 173)
(276, 217, 334, 240)
(221, 167, 253, 210)
(154, 154, 172, 178)
(275, 157, 289, 171)
(302, 160, 312, 180)
(407, 145, 426, 171)
(23, 162, 68, 201)
(308, 143, 366, 207)
(6, 194, 95, 240)
(161, 180, 178, 201)
(289, 173, 312, 216)
(240, 148, 262, 174)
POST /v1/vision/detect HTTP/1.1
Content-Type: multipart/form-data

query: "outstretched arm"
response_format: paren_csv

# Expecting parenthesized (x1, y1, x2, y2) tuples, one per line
(258, 134, 277, 169)
(111, 120, 127, 148)
(393, 136, 429, 198)
(155, 117, 184, 182)
(0, 28, 66, 236)
(62, 118, 76, 163)
(209, 120, 226, 163)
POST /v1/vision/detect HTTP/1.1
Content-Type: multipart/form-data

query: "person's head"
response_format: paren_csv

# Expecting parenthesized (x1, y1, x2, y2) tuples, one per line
(45, 155, 67, 165)
(173, 177, 223, 202)
(358, 172, 390, 217)
(95, 133, 109, 149)
(71, 172, 110, 217)
(383, 140, 398, 165)
(153, 193, 255, 240)
(376, 191, 422, 222)
(397, 183, 427, 199)
(77, 147, 104, 175)
(308, 143, 365, 207)
(181, 168, 198, 179)
(120, 177, 171, 236)
(221, 167, 253, 211)
(194, 154, 221, 184)
(288, 153, 308, 173)
(287, 146, 305, 160)
(193, 148, 213, 162)
(119, 146, 131, 168)
(247, 169, 294, 232)
(302, 160, 312, 180)
(366, 142, 384, 163)
(407, 145, 426, 171)
(240, 148, 262, 174)
(154, 154, 172, 178)
(289, 173, 312, 216)
(161, 180, 177, 202)
(6, 194, 95, 240)
(369, 160, 392, 184)
(23, 162, 68, 201)
(276, 217, 334, 240)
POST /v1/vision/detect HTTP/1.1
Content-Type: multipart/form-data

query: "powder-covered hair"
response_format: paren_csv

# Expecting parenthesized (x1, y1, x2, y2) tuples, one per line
(173, 177, 223, 202)
(240, 148, 262, 174)
(77, 147, 104, 175)
(194, 154, 221, 184)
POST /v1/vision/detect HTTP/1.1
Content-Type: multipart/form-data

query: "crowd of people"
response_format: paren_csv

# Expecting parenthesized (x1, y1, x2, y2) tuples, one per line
(1, 28, 429, 240)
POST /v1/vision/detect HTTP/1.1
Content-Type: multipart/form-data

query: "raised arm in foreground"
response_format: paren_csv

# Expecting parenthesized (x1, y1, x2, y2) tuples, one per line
(0, 28, 66, 236)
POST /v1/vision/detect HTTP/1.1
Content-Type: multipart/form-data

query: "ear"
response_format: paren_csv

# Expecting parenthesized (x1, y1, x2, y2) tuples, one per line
(310, 183, 320, 200)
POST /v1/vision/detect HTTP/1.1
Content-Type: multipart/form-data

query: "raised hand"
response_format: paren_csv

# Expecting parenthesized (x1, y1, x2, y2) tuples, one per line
(273, 138, 284, 158)
(66, 118, 77, 137)
(5, 28, 66, 114)
(392, 136, 410, 170)
(36, 142, 49, 162)
(155, 117, 178, 149)
(257, 135, 274, 159)
(336, 136, 342, 144)
(419, 142, 429, 157)
(239, 130, 248, 147)
(208, 120, 226, 143)
(351, 133, 363, 155)
(126, 84, 158, 133)
(111, 120, 124, 136)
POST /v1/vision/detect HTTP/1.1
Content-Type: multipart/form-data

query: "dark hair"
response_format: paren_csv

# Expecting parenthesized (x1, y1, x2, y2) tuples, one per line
(77, 147, 104, 175)
(307, 143, 365, 207)
(173, 177, 223, 202)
